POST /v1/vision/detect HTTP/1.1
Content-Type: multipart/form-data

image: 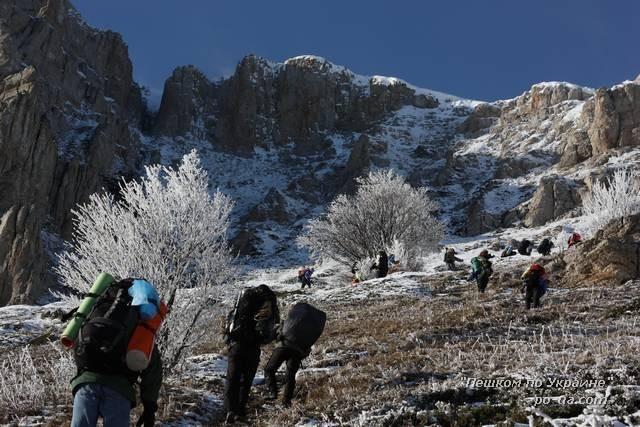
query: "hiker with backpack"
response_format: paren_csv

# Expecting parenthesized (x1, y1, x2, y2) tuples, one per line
(444, 247, 463, 271)
(521, 263, 548, 309)
(469, 250, 493, 293)
(568, 232, 582, 248)
(264, 302, 326, 407)
(67, 277, 166, 427)
(223, 285, 279, 424)
(370, 250, 389, 278)
(537, 238, 554, 256)
(518, 239, 534, 256)
(301, 267, 314, 289)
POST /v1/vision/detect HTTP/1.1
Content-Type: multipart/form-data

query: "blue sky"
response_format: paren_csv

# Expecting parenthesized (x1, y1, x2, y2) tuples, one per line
(73, 1, 639, 101)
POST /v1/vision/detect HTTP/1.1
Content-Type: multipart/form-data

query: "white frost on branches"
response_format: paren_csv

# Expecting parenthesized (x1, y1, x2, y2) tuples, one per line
(299, 170, 444, 270)
(582, 168, 640, 234)
(56, 150, 236, 371)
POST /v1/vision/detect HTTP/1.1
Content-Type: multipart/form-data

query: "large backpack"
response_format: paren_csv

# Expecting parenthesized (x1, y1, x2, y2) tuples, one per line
(74, 279, 137, 376)
(281, 302, 326, 355)
(537, 238, 551, 254)
(225, 285, 279, 345)
(517, 240, 530, 255)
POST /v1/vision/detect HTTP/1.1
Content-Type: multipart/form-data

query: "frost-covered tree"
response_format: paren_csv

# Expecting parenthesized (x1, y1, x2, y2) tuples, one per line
(583, 168, 640, 233)
(56, 150, 235, 371)
(299, 170, 444, 269)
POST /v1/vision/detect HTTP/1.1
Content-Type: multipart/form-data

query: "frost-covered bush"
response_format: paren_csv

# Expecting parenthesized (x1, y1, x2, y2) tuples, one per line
(56, 150, 236, 371)
(0, 344, 74, 415)
(582, 168, 640, 233)
(299, 170, 444, 269)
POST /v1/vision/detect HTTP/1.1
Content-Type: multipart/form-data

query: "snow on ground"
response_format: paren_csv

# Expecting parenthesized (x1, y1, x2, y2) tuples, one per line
(0, 303, 65, 350)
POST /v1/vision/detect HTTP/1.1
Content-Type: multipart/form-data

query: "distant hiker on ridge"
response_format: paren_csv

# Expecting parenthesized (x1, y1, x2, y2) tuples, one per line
(469, 250, 493, 293)
(537, 238, 554, 256)
(518, 239, 534, 256)
(444, 247, 463, 271)
(521, 263, 548, 309)
(370, 250, 389, 278)
(568, 232, 582, 248)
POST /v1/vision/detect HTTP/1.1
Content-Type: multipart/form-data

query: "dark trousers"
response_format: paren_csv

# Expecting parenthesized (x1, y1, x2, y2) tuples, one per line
(301, 278, 311, 289)
(477, 275, 489, 293)
(224, 342, 261, 415)
(264, 346, 303, 404)
(525, 283, 542, 309)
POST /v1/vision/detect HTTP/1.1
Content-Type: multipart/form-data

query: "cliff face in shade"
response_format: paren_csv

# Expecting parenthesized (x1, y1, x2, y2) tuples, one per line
(0, 0, 143, 304)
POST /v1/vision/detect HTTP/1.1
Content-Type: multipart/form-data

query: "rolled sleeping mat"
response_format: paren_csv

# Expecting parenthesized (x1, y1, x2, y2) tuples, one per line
(60, 272, 115, 348)
(126, 301, 168, 371)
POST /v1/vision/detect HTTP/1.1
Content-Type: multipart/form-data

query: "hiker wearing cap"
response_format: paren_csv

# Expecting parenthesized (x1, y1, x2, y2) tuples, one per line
(70, 278, 164, 427)
(469, 250, 494, 293)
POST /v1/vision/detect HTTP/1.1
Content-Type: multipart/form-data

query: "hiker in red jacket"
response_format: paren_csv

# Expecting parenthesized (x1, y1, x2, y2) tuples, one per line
(567, 232, 582, 248)
(521, 263, 548, 309)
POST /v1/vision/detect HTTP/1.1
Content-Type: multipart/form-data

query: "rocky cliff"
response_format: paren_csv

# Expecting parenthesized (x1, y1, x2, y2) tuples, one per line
(0, 0, 143, 304)
(2, 2, 640, 304)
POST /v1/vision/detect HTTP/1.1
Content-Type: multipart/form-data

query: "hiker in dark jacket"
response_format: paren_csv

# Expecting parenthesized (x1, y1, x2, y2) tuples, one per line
(370, 250, 389, 278)
(444, 248, 463, 270)
(70, 279, 163, 427)
(518, 239, 534, 256)
(537, 238, 554, 256)
(469, 250, 493, 293)
(264, 303, 326, 407)
(223, 285, 279, 424)
(521, 263, 548, 309)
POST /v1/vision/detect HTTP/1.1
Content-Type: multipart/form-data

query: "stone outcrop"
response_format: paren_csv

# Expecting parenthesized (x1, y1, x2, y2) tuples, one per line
(587, 82, 640, 156)
(244, 188, 290, 224)
(524, 176, 582, 227)
(458, 103, 501, 135)
(154, 65, 217, 138)
(0, 0, 142, 304)
(158, 55, 443, 154)
(560, 214, 640, 286)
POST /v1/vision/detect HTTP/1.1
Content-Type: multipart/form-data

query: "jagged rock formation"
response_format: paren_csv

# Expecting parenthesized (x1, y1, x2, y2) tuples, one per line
(523, 176, 582, 227)
(1, 2, 640, 304)
(0, 0, 143, 304)
(156, 55, 445, 154)
(560, 214, 640, 286)
(153, 65, 217, 138)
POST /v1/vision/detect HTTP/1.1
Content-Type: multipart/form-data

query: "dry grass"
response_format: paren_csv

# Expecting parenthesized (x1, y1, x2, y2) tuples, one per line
(245, 277, 640, 426)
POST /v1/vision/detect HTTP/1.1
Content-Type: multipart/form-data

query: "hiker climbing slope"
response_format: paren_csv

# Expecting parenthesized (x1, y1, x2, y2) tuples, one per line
(370, 250, 389, 278)
(264, 302, 326, 407)
(223, 285, 279, 424)
(444, 247, 463, 271)
(65, 276, 165, 427)
(521, 263, 548, 309)
(469, 250, 493, 293)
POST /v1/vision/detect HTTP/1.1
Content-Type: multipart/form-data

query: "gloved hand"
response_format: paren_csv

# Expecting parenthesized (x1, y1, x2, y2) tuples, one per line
(136, 401, 158, 427)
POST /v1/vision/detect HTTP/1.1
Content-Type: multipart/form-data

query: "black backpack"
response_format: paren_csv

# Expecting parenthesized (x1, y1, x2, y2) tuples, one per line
(518, 239, 531, 255)
(281, 302, 326, 355)
(74, 279, 137, 376)
(537, 238, 551, 254)
(225, 285, 279, 345)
